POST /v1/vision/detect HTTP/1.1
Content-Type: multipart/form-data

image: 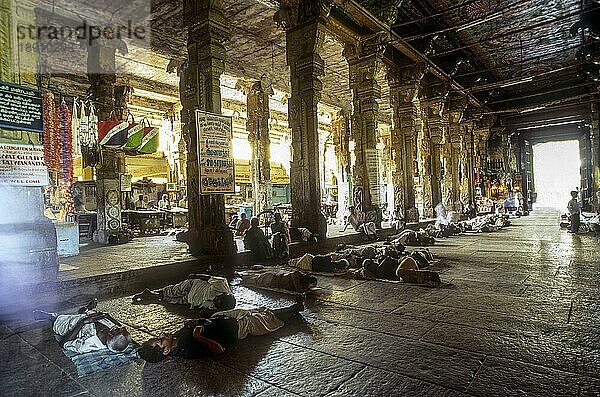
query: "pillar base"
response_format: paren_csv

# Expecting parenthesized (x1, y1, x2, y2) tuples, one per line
(187, 224, 236, 256)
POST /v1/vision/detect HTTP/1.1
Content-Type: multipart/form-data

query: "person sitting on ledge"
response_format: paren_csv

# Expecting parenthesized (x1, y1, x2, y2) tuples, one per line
(132, 274, 235, 311)
(33, 300, 132, 354)
(270, 212, 291, 258)
(344, 206, 377, 238)
(244, 217, 274, 261)
(138, 300, 304, 362)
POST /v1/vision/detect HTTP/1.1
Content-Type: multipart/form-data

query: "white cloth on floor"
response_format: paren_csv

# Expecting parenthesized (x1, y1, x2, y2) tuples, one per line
(53, 312, 116, 354)
(215, 307, 284, 340)
(358, 221, 377, 235)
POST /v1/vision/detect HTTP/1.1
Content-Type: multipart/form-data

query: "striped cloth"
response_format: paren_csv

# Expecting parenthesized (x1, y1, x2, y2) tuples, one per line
(62, 343, 139, 377)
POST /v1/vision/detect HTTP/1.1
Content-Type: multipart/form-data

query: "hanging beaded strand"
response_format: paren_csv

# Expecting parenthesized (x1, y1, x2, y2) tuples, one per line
(60, 100, 75, 218)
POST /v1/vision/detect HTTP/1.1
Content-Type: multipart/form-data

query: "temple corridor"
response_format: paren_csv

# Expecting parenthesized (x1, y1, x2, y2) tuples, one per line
(2, 208, 599, 397)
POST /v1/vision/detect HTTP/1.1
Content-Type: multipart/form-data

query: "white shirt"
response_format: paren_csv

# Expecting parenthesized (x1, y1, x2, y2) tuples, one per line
(567, 198, 580, 215)
(52, 313, 116, 354)
(187, 276, 232, 309)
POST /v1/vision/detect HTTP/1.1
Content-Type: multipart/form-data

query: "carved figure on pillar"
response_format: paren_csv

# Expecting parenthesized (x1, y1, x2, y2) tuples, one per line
(387, 64, 426, 219)
(332, 109, 351, 218)
(277, 0, 329, 238)
(245, 80, 273, 217)
(177, 0, 235, 256)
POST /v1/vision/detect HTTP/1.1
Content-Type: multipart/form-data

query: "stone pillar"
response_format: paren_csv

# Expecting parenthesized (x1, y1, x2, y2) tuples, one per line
(246, 80, 273, 216)
(87, 39, 126, 244)
(443, 102, 466, 211)
(459, 119, 476, 204)
(179, 0, 235, 255)
(332, 109, 351, 218)
(420, 95, 445, 217)
(344, 33, 387, 211)
(387, 65, 426, 218)
(590, 103, 600, 211)
(277, 0, 330, 238)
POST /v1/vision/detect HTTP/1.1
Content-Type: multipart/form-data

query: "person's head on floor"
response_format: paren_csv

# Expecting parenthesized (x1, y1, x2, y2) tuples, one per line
(107, 327, 132, 352)
(250, 216, 259, 227)
(213, 293, 236, 310)
(570, 190, 578, 198)
(139, 333, 175, 363)
(362, 258, 378, 275)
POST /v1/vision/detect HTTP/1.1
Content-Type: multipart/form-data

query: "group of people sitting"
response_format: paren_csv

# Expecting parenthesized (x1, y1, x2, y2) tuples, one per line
(35, 273, 306, 364)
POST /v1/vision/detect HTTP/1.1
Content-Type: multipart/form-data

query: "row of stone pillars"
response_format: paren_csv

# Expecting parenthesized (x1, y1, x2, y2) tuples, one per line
(85, 0, 496, 253)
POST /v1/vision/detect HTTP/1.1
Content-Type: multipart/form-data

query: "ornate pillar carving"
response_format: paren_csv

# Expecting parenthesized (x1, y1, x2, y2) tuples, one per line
(332, 109, 351, 218)
(179, 0, 235, 255)
(87, 39, 127, 244)
(246, 80, 273, 216)
(387, 64, 426, 218)
(443, 96, 467, 211)
(591, 103, 600, 211)
(276, 0, 331, 238)
(420, 91, 445, 218)
(344, 32, 387, 211)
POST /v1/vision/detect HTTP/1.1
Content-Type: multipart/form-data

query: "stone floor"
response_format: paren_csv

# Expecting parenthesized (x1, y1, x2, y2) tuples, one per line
(1, 208, 599, 396)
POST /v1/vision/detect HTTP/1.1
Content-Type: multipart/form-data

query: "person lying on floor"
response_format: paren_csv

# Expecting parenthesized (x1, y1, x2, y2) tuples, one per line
(132, 274, 235, 311)
(241, 268, 318, 292)
(33, 302, 132, 354)
(388, 229, 435, 246)
(354, 253, 440, 287)
(288, 252, 349, 273)
(244, 216, 274, 261)
(138, 300, 304, 362)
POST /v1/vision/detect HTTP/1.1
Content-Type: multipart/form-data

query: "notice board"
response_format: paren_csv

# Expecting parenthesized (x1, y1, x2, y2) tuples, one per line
(196, 110, 235, 194)
(0, 143, 49, 186)
(0, 81, 44, 133)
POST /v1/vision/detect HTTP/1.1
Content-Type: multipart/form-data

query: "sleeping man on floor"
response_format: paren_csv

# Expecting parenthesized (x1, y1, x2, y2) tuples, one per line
(138, 300, 304, 362)
(132, 274, 236, 312)
(240, 267, 318, 293)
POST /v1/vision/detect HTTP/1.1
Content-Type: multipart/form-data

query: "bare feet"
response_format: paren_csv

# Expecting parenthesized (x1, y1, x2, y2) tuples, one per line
(132, 289, 160, 303)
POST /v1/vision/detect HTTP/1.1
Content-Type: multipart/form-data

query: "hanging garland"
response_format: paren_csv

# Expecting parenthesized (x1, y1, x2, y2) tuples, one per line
(42, 92, 60, 176)
(60, 99, 74, 183)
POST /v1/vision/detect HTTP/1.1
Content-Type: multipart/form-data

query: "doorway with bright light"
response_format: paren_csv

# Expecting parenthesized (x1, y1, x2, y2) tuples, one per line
(532, 140, 581, 210)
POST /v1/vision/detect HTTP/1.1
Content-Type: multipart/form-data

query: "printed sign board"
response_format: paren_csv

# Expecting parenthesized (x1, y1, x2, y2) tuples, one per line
(0, 81, 44, 133)
(0, 143, 49, 186)
(196, 110, 235, 194)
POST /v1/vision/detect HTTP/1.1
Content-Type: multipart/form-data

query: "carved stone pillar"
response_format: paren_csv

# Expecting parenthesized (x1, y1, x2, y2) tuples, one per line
(420, 95, 445, 217)
(591, 103, 600, 211)
(87, 40, 126, 244)
(444, 100, 466, 211)
(179, 0, 235, 255)
(332, 109, 351, 218)
(459, 119, 475, 204)
(387, 65, 425, 217)
(246, 81, 273, 216)
(278, 0, 330, 238)
(344, 33, 387, 211)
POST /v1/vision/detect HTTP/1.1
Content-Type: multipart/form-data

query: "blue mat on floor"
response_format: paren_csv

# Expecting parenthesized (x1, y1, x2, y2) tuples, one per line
(62, 343, 139, 377)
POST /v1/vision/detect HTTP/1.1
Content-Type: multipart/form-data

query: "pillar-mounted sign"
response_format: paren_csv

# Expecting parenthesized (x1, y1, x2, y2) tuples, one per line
(195, 110, 235, 194)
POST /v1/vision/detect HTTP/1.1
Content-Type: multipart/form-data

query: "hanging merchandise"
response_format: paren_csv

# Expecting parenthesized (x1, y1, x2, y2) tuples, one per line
(80, 103, 100, 168)
(71, 98, 81, 157)
(98, 112, 128, 148)
(137, 119, 160, 154)
(43, 92, 60, 175)
(59, 99, 74, 183)
(123, 113, 144, 151)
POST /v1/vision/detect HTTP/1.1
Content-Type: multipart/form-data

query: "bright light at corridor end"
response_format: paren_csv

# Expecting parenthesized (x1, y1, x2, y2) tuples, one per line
(533, 140, 581, 210)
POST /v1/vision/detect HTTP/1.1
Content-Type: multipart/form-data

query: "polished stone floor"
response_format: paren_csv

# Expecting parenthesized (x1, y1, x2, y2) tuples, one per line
(1, 208, 599, 396)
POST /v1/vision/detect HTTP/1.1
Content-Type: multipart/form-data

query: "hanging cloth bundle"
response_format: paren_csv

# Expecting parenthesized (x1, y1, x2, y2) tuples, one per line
(71, 98, 82, 157)
(80, 103, 100, 168)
